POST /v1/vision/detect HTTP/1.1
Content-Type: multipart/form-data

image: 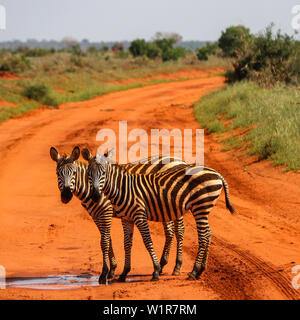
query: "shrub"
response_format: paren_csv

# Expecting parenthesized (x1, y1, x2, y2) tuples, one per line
(21, 83, 58, 107)
(219, 25, 251, 57)
(70, 44, 84, 56)
(145, 43, 160, 59)
(129, 39, 149, 57)
(160, 46, 186, 61)
(196, 46, 210, 60)
(23, 48, 55, 57)
(70, 55, 84, 67)
(230, 25, 299, 85)
(154, 38, 186, 61)
(0, 54, 31, 73)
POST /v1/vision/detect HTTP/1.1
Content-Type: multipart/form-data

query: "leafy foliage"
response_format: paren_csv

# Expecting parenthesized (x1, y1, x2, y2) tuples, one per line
(0, 54, 31, 73)
(21, 83, 58, 107)
(229, 25, 299, 86)
(218, 25, 251, 57)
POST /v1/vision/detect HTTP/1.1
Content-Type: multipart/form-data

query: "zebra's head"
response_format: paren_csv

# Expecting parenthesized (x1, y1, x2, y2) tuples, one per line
(82, 148, 113, 203)
(50, 146, 80, 204)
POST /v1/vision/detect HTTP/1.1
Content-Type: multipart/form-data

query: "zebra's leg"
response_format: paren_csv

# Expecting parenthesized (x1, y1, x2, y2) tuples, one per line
(159, 221, 175, 274)
(196, 229, 211, 279)
(107, 236, 117, 279)
(188, 212, 212, 280)
(134, 215, 161, 281)
(96, 217, 112, 284)
(118, 218, 134, 282)
(173, 217, 184, 276)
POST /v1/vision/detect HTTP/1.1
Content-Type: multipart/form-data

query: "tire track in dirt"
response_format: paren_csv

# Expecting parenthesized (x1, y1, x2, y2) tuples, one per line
(213, 237, 299, 300)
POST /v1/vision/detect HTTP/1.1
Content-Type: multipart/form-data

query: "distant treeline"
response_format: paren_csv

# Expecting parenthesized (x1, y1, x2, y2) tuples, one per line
(0, 39, 207, 51)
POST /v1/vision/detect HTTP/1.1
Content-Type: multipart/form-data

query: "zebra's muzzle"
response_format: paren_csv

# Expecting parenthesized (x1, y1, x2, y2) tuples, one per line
(61, 187, 73, 204)
(90, 188, 101, 203)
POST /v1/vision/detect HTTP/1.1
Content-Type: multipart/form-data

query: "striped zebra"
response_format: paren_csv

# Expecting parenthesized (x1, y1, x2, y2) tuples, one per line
(50, 146, 185, 283)
(83, 148, 235, 281)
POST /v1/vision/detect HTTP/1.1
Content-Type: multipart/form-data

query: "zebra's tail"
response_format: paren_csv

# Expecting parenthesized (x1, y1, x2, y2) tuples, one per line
(208, 170, 235, 214)
(204, 167, 236, 214)
(219, 174, 235, 214)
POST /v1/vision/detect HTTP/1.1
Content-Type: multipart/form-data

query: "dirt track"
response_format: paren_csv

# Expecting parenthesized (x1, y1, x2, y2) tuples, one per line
(0, 70, 299, 300)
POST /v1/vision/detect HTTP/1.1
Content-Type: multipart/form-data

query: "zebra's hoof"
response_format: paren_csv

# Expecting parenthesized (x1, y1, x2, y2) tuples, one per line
(107, 272, 115, 280)
(117, 275, 127, 282)
(98, 277, 107, 285)
(195, 266, 205, 279)
(187, 273, 197, 280)
(151, 274, 159, 281)
(107, 268, 117, 279)
(172, 269, 180, 276)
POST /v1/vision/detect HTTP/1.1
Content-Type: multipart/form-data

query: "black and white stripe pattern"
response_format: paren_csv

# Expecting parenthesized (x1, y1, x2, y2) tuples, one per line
(84, 148, 235, 281)
(50, 146, 186, 283)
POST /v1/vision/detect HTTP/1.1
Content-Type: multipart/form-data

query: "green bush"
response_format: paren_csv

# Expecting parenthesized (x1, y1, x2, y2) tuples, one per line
(161, 46, 186, 61)
(129, 37, 186, 61)
(197, 42, 220, 61)
(154, 38, 186, 61)
(70, 44, 84, 56)
(219, 25, 251, 57)
(70, 55, 84, 67)
(145, 43, 160, 59)
(230, 25, 299, 86)
(24, 48, 55, 57)
(21, 83, 58, 107)
(129, 39, 149, 57)
(0, 54, 31, 73)
(197, 47, 210, 60)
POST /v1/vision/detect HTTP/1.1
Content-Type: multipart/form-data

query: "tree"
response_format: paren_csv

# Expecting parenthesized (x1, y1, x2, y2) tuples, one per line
(129, 39, 149, 57)
(218, 25, 251, 57)
(196, 47, 209, 60)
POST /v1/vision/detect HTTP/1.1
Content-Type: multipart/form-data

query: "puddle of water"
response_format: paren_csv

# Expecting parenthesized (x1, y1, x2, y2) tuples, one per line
(5, 274, 100, 290)
(5, 274, 150, 290)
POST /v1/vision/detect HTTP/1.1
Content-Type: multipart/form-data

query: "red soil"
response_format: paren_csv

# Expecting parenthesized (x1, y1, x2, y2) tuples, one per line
(0, 72, 21, 79)
(0, 70, 299, 300)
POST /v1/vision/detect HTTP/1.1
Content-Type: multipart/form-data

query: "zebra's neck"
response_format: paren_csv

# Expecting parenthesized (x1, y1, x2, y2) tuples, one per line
(73, 162, 91, 201)
(103, 164, 130, 203)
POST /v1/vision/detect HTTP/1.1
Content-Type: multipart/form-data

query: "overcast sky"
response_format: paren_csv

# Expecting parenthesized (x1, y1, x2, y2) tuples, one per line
(0, 0, 299, 42)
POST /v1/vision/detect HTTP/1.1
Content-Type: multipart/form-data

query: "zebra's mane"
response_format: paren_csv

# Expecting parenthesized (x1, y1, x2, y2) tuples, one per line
(58, 153, 87, 168)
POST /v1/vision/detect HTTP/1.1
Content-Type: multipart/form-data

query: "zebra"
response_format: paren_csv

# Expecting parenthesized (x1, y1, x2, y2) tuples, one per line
(50, 146, 186, 283)
(83, 148, 235, 281)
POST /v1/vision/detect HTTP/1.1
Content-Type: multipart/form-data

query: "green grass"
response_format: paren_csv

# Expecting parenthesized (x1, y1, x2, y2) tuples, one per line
(0, 51, 230, 123)
(194, 81, 300, 171)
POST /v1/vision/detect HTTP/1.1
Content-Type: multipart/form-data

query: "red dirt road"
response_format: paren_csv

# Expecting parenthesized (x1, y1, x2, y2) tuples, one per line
(0, 70, 299, 300)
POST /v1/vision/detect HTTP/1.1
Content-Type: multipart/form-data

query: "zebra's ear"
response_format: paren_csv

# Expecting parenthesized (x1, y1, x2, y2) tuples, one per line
(71, 146, 80, 161)
(50, 147, 61, 162)
(81, 148, 92, 161)
(103, 148, 115, 160)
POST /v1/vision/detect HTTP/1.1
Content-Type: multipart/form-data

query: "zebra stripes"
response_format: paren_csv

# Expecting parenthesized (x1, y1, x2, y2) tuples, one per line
(84, 148, 235, 281)
(50, 146, 186, 283)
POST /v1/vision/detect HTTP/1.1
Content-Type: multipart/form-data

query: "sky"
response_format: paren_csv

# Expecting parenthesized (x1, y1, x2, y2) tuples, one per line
(0, 0, 299, 42)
